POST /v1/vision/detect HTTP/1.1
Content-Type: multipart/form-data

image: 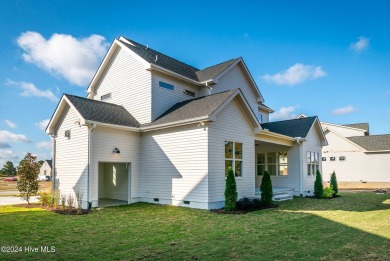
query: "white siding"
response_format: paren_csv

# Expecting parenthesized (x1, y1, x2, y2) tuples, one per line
(302, 126, 323, 195)
(140, 124, 208, 209)
(208, 98, 255, 208)
(93, 47, 152, 124)
(322, 132, 390, 183)
(199, 64, 259, 114)
(151, 72, 200, 121)
(255, 143, 300, 193)
(91, 126, 140, 206)
(258, 108, 270, 123)
(55, 105, 89, 206)
(39, 161, 52, 176)
(321, 123, 365, 137)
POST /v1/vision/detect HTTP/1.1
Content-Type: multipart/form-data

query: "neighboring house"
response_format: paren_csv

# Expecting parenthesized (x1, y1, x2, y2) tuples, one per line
(46, 36, 327, 209)
(321, 122, 390, 188)
(38, 160, 52, 181)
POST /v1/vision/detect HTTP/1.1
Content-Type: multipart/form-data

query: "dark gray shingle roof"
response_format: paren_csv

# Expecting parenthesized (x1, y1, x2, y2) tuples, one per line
(65, 94, 140, 128)
(261, 116, 317, 138)
(119, 37, 239, 82)
(46, 160, 52, 168)
(343, 123, 369, 131)
(347, 135, 390, 151)
(142, 90, 236, 127)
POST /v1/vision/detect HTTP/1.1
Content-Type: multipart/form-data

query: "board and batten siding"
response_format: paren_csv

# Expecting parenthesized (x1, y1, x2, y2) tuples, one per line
(321, 123, 365, 137)
(90, 126, 140, 207)
(55, 105, 89, 207)
(255, 143, 300, 193)
(199, 64, 259, 115)
(302, 126, 323, 195)
(208, 98, 256, 209)
(140, 124, 208, 209)
(151, 71, 200, 121)
(322, 132, 390, 183)
(93, 46, 152, 124)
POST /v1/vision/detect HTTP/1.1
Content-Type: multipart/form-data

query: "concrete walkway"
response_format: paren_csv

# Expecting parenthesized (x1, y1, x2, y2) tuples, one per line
(0, 196, 39, 206)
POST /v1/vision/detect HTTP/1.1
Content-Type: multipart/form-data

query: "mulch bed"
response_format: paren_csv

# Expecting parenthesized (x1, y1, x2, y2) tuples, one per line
(15, 203, 91, 215)
(305, 195, 341, 199)
(211, 204, 278, 214)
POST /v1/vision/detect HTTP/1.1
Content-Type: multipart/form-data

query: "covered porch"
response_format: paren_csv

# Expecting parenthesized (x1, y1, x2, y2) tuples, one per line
(254, 130, 299, 200)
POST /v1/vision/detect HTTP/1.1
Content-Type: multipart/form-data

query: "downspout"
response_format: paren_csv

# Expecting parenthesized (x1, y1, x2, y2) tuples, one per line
(50, 135, 57, 195)
(87, 123, 96, 209)
(295, 137, 304, 197)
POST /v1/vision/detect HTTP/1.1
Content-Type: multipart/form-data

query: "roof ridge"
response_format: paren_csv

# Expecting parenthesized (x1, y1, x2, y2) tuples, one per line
(199, 58, 238, 71)
(263, 116, 317, 124)
(64, 94, 126, 108)
(121, 37, 200, 71)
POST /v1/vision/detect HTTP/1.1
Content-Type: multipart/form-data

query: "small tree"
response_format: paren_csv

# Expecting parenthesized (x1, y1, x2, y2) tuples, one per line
(314, 170, 324, 198)
(224, 167, 237, 211)
(330, 171, 338, 197)
(16, 153, 40, 204)
(2, 161, 16, 176)
(260, 171, 273, 206)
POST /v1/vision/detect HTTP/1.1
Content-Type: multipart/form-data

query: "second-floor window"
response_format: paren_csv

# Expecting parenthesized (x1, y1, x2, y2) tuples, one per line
(101, 93, 111, 101)
(159, 81, 174, 91)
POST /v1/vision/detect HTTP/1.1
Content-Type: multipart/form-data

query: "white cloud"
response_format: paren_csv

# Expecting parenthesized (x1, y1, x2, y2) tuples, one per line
(0, 150, 19, 166)
(270, 105, 300, 121)
(331, 105, 357, 115)
(36, 140, 52, 150)
(350, 37, 370, 53)
(36, 119, 50, 131)
(4, 120, 17, 129)
(0, 130, 31, 143)
(262, 63, 327, 86)
(5, 80, 59, 102)
(17, 31, 109, 86)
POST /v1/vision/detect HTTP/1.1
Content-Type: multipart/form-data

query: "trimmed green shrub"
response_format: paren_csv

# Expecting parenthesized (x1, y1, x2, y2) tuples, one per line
(323, 185, 334, 198)
(224, 167, 237, 211)
(39, 192, 52, 206)
(260, 171, 273, 206)
(330, 171, 338, 196)
(314, 170, 324, 198)
(236, 198, 262, 211)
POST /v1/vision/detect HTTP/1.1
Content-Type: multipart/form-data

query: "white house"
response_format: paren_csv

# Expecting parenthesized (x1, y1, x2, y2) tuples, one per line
(46, 36, 327, 209)
(38, 160, 52, 181)
(321, 122, 390, 188)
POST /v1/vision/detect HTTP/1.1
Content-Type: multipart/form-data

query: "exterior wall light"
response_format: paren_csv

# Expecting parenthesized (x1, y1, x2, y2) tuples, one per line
(113, 147, 120, 154)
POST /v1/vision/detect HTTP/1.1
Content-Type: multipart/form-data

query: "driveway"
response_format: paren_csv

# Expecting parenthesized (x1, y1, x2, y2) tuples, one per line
(0, 196, 39, 206)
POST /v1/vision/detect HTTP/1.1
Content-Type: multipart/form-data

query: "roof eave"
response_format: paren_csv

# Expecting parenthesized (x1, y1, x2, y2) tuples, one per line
(141, 116, 210, 132)
(149, 64, 204, 86)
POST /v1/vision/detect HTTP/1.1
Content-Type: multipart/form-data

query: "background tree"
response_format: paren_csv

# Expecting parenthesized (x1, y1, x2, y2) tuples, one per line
(260, 171, 273, 206)
(314, 170, 324, 198)
(1, 161, 16, 176)
(17, 153, 40, 204)
(330, 171, 338, 196)
(224, 167, 237, 211)
(38, 160, 44, 166)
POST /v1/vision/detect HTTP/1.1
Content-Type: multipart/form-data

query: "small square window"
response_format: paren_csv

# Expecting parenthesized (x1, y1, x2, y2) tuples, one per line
(159, 81, 174, 90)
(339, 156, 346, 161)
(322, 157, 327, 161)
(101, 93, 111, 100)
(330, 157, 336, 161)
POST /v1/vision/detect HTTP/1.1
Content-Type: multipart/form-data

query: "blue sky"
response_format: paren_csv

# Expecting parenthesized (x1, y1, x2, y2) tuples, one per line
(0, 0, 390, 166)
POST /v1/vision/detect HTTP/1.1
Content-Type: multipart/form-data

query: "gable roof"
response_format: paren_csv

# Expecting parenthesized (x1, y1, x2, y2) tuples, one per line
(143, 90, 236, 127)
(195, 58, 240, 82)
(347, 135, 390, 151)
(343, 123, 369, 132)
(65, 94, 140, 128)
(260, 117, 318, 138)
(46, 160, 52, 168)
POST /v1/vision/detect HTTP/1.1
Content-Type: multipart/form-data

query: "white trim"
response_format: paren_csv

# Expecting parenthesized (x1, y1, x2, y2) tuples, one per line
(149, 64, 203, 86)
(140, 117, 209, 132)
(324, 128, 366, 151)
(258, 104, 274, 113)
(85, 121, 140, 132)
(321, 121, 368, 132)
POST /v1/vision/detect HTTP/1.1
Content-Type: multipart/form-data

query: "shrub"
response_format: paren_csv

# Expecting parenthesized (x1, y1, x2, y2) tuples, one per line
(236, 198, 262, 211)
(314, 170, 324, 198)
(52, 190, 60, 209)
(39, 192, 52, 206)
(330, 171, 338, 196)
(66, 194, 74, 211)
(61, 194, 66, 211)
(224, 167, 237, 211)
(75, 190, 84, 214)
(16, 153, 40, 204)
(260, 171, 273, 206)
(323, 185, 334, 198)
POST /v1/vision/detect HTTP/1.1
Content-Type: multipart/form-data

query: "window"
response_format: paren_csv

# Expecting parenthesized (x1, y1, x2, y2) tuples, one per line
(322, 157, 327, 161)
(339, 156, 346, 161)
(183, 89, 195, 97)
(225, 141, 243, 177)
(258, 114, 263, 123)
(257, 152, 288, 176)
(330, 157, 336, 161)
(101, 93, 111, 101)
(44, 170, 47, 175)
(159, 81, 174, 90)
(307, 152, 319, 176)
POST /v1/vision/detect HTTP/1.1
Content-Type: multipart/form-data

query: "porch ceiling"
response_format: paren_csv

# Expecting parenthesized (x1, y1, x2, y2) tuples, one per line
(255, 131, 295, 147)
(255, 140, 292, 151)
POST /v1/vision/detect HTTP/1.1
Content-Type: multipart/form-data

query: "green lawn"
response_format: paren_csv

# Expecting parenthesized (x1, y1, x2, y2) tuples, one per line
(0, 192, 389, 260)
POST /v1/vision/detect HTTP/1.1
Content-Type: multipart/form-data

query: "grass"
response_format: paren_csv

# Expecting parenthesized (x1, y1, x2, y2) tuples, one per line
(0, 192, 389, 260)
(0, 179, 51, 196)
